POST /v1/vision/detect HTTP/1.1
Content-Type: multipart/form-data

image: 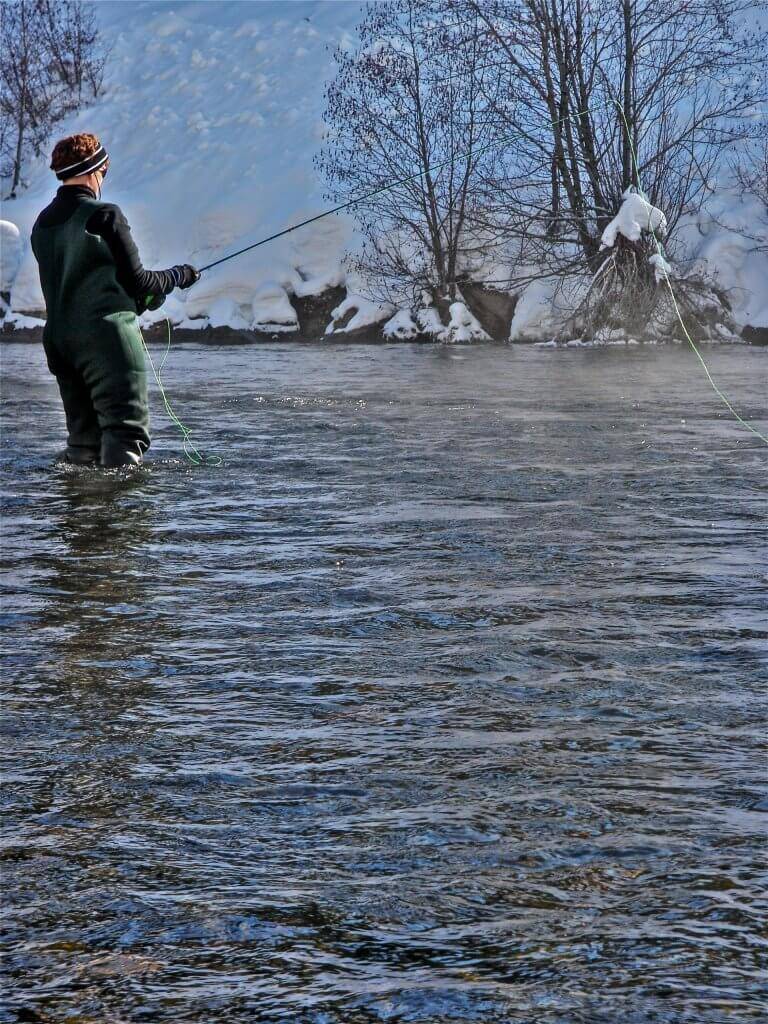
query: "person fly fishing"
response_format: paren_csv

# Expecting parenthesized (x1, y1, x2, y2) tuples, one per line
(31, 133, 199, 468)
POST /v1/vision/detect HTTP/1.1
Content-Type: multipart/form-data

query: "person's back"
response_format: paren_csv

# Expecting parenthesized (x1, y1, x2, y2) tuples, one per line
(30, 133, 199, 468)
(32, 191, 136, 333)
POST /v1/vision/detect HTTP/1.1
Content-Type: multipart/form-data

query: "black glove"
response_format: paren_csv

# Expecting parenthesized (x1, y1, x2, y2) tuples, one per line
(169, 264, 200, 290)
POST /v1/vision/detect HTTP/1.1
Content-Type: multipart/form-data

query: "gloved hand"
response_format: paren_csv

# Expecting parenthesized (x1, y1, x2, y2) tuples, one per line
(169, 264, 200, 290)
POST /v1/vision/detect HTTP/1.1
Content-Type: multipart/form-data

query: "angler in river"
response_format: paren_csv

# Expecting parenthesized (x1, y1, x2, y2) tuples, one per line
(30, 132, 200, 468)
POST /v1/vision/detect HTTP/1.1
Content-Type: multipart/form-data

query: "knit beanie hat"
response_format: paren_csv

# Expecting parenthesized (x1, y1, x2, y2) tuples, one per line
(50, 133, 109, 181)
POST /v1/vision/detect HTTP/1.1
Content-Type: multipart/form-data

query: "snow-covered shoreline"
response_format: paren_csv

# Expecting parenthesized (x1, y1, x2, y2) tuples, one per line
(3, 304, 765, 347)
(2, 1, 766, 345)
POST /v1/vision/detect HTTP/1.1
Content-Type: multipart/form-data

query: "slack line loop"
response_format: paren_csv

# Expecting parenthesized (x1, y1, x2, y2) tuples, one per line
(139, 319, 222, 467)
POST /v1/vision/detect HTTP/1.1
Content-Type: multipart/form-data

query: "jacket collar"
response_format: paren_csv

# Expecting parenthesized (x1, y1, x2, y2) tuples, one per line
(57, 184, 98, 200)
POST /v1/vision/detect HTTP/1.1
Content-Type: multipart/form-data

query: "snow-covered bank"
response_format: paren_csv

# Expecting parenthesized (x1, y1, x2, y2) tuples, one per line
(505, 185, 768, 344)
(1, 1, 766, 345)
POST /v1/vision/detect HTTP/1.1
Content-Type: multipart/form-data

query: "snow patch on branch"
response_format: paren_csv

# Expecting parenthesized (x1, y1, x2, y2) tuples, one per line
(649, 252, 673, 283)
(601, 190, 667, 249)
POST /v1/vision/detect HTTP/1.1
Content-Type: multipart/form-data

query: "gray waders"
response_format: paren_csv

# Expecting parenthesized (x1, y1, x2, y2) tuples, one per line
(31, 199, 150, 467)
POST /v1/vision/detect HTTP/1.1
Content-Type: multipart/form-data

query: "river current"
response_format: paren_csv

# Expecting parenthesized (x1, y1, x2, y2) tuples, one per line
(1, 341, 766, 1023)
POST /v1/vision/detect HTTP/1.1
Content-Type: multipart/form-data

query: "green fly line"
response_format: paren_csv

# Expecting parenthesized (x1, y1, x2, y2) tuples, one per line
(138, 318, 222, 466)
(614, 102, 768, 447)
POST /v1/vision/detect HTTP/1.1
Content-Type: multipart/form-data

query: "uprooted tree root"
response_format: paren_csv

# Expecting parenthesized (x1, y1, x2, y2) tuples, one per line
(565, 236, 738, 343)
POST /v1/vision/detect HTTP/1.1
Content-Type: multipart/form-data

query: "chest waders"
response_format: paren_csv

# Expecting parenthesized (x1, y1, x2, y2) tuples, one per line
(31, 197, 150, 467)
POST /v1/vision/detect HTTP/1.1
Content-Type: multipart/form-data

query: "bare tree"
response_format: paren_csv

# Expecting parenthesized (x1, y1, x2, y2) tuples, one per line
(448, 0, 767, 335)
(317, 0, 509, 317)
(733, 137, 768, 253)
(0, 0, 105, 198)
(465, 0, 765, 256)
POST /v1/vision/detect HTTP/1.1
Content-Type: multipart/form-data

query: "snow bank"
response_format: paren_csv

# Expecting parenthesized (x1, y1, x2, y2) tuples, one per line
(510, 278, 564, 342)
(6, 243, 44, 313)
(383, 308, 419, 340)
(2, 0, 358, 325)
(291, 267, 345, 299)
(251, 282, 299, 332)
(682, 189, 768, 329)
(2, 311, 45, 330)
(416, 305, 448, 340)
(207, 298, 252, 331)
(1, 221, 22, 294)
(446, 301, 490, 342)
(601, 190, 667, 248)
(409, 297, 490, 343)
(325, 293, 391, 334)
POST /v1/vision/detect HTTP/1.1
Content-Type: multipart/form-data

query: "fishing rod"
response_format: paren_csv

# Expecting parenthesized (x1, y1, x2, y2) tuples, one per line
(197, 105, 605, 275)
(155, 106, 603, 465)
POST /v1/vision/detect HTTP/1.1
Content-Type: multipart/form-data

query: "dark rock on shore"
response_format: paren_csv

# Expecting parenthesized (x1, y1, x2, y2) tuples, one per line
(293, 285, 346, 339)
(741, 324, 768, 345)
(459, 281, 518, 341)
(2, 320, 42, 342)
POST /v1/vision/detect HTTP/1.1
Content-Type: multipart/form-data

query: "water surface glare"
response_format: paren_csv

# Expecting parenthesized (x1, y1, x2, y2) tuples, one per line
(1, 342, 767, 1023)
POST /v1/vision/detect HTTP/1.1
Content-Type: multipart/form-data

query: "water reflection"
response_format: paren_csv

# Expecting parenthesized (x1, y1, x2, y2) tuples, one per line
(30, 471, 157, 675)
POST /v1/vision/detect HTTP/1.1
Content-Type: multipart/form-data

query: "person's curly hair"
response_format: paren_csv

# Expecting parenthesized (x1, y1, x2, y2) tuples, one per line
(50, 133, 102, 175)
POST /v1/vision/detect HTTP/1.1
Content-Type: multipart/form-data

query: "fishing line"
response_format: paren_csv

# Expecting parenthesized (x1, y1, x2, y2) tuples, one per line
(613, 101, 768, 446)
(157, 44, 766, 452)
(138, 318, 222, 466)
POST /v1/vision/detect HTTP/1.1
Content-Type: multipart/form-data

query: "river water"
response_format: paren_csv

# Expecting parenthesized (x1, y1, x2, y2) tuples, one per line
(1, 341, 767, 1023)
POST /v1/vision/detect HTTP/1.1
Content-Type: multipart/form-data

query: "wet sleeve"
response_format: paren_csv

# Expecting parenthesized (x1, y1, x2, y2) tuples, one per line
(86, 204, 178, 298)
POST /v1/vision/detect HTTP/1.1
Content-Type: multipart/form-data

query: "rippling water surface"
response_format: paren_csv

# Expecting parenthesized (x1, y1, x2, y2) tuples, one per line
(1, 341, 767, 1023)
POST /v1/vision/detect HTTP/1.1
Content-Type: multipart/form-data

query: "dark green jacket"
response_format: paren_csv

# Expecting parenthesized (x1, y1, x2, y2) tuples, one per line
(31, 197, 138, 344)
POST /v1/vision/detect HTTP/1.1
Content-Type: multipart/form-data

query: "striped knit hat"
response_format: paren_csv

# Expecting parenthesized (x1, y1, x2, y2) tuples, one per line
(50, 134, 109, 181)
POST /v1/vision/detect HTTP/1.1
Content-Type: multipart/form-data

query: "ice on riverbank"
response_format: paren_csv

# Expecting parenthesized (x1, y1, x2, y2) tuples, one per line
(325, 294, 392, 335)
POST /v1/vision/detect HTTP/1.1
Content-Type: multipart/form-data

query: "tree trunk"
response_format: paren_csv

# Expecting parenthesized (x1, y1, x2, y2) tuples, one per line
(10, 94, 26, 197)
(622, 0, 635, 191)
